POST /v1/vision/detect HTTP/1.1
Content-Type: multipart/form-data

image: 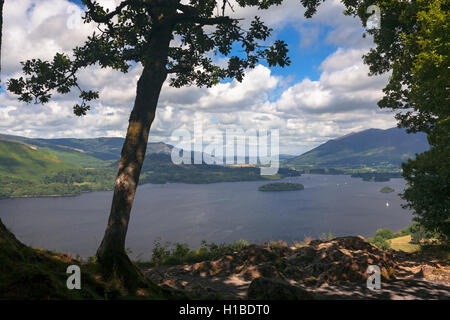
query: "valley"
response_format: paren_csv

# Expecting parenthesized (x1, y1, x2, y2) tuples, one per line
(0, 127, 429, 198)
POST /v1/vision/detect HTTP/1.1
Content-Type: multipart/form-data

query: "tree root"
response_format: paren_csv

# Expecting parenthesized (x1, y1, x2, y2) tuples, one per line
(96, 250, 184, 299)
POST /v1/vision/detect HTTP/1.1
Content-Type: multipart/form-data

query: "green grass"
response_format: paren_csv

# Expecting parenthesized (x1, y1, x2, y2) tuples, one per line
(0, 223, 109, 299)
(0, 140, 75, 181)
(39, 147, 114, 168)
(389, 235, 420, 252)
(0, 140, 115, 198)
(368, 224, 440, 253)
(261, 174, 283, 180)
(0, 221, 170, 299)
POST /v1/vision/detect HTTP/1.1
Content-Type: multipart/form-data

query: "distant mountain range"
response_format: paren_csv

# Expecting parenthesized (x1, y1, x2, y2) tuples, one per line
(1, 127, 430, 173)
(0, 133, 300, 198)
(285, 127, 429, 170)
(0, 134, 172, 162)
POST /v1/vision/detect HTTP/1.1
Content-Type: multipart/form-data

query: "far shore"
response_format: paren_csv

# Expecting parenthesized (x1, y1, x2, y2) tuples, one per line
(0, 173, 406, 200)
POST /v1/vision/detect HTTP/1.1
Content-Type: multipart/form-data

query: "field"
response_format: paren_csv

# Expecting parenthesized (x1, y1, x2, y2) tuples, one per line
(389, 235, 420, 253)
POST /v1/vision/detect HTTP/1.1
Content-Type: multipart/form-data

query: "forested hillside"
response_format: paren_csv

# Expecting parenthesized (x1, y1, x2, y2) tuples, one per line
(0, 135, 299, 198)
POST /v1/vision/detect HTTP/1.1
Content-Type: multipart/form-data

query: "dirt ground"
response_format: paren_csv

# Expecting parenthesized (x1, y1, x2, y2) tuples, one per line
(142, 237, 450, 300)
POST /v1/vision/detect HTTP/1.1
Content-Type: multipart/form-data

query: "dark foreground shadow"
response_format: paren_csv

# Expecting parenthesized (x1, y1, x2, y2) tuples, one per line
(312, 279, 450, 300)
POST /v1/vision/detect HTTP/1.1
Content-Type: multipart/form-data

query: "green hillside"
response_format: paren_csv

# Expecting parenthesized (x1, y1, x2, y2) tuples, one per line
(0, 134, 173, 164)
(0, 134, 300, 198)
(285, 128, 429, 170)
(0, 139, 114, 198)
(0, 140, 76, 181)
(35, 147, 111, 168)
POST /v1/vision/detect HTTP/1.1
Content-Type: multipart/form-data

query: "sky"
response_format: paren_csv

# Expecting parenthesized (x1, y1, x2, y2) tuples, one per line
(0, 0, 396, 155)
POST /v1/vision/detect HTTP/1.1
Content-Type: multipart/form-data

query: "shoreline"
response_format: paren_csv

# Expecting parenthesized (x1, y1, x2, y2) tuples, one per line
(0, 174, 406, 201)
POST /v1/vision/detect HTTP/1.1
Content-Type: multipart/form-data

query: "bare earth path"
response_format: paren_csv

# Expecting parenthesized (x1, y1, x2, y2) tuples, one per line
(311, 279, 450, 300)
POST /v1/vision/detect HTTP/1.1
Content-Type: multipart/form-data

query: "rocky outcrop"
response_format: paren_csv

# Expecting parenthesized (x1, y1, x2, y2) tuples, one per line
(283, 236, 397, 285)
(143, 236, 401, 299)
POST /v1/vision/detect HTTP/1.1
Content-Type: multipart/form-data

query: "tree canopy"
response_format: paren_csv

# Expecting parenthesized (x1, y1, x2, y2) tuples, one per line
(303, 0, 448, 135)
(312, 0, 449, 241)
(300, 0, 449, 241)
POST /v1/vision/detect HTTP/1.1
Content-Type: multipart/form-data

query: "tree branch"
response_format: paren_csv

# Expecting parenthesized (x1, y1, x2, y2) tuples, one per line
(174, 14, 239, 26)
(83, 0, 130, 23)
(176, 3, 201, 16)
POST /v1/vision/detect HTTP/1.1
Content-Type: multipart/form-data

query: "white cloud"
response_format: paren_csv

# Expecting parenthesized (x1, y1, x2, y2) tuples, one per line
(0, 0, 396, 155)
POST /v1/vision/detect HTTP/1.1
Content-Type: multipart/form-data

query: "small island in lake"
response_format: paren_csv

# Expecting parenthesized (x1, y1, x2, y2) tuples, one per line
(258, 182, 304, 192)
(380, 186, 395, 193)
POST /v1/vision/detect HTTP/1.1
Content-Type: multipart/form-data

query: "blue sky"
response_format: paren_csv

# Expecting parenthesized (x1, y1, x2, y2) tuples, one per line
(266, 25, 337, 81)
(67, 0, 336, 82)
(0, 0, 396, 154)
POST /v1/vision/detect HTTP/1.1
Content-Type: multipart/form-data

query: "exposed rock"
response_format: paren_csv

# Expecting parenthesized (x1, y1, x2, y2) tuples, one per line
(284, 236, 397, 285)
(141, 236, 450, 300)
(247, 277, 314, 300)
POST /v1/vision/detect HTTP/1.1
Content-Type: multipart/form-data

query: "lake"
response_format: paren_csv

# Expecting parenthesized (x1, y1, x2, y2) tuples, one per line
(0, 174, 412, 259)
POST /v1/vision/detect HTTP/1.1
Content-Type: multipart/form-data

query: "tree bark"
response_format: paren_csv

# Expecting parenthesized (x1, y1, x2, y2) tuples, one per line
(0, 0, 6, 234)
(96, 23, 172, 288)
(0, 0, 5, 82)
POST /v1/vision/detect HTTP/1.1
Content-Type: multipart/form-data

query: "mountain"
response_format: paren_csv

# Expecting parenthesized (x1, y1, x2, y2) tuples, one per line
(0, 134, 175, 198)
(0, 139, 76, 181)
(0, 134, 173, 166)
(285, 127, 429, 170)
(0, 133, 300, 198)
(0, 137, 117, 198)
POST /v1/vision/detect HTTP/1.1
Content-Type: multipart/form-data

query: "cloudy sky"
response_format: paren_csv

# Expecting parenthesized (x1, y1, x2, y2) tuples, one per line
(0, 0, 396, 155)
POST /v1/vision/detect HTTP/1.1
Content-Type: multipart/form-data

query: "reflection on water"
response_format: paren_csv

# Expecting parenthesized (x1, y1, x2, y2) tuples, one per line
(0, 174, 412, 259)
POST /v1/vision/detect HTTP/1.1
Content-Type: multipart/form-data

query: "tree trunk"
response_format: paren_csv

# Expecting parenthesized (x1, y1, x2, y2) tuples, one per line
(0, 0, 5, 82)
(0, 1, 6, 231)
(96, 25, 172, 289)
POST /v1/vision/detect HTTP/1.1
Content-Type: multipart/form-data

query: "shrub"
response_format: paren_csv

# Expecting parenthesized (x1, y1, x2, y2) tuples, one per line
(368, 236, 391, 250)
(148, 239, 249, 266)
(375, 228, 395, 240)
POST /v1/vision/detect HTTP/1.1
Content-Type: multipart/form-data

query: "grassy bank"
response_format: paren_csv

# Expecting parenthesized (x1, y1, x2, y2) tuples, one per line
(389, 235, 420, 252)
(0, 220, 173, 299)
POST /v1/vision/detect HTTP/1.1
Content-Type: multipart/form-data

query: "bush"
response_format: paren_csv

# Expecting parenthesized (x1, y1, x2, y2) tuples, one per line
(368, 236, 391, 250)
(375, 228, 395, 240)
(401, 143, 450, 242)
(368, 228, 395, 250)
(149, 239, 249, 266)
(410, 223, 431, 244)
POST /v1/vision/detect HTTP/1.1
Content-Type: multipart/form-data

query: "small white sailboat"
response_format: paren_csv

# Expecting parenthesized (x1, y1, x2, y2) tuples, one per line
(386, 202, 390, 207)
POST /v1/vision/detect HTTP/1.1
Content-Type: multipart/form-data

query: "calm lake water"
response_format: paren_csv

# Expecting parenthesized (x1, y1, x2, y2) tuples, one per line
(0, 174, 412, 259)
